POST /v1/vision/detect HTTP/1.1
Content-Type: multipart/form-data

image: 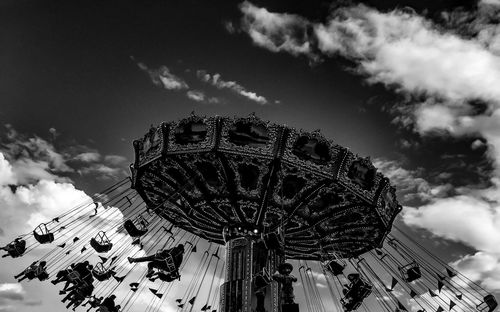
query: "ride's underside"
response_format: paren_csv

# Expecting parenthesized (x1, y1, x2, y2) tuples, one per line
(131, 114, 402, 260)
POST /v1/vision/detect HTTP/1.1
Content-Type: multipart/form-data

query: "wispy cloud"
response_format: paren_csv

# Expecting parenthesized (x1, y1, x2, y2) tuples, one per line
(73, 151, 101, 163)
(133, 57, 188, 91)
(104, 154, 127, 166)
(186, 90, 220, 104)
(197, 70, 268, 104)
(224, 21, 237, 34)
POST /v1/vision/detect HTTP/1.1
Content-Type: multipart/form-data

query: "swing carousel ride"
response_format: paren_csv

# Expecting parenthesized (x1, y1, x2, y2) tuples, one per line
(1, 114, 498, 312)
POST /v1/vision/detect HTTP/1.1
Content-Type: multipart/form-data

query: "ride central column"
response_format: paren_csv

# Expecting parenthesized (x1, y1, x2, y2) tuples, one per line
(220, 227, 283, 312)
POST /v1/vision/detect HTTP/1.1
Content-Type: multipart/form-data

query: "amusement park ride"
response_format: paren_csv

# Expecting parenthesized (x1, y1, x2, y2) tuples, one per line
(1, 114, 498, 312)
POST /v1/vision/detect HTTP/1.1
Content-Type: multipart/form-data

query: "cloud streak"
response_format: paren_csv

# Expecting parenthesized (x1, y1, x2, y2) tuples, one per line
(134, 59, 188, 91)
(197, 70, 268, 104)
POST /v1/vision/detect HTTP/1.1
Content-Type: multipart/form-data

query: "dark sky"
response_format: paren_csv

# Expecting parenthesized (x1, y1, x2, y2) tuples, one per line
(0, 0, 403, 158)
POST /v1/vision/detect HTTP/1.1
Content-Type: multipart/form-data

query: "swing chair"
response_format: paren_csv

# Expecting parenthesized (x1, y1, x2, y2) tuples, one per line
(92, 262, 115, 282)
(340, 273, 372, 312)
(324, 259, 346, 276)
(33, 223, 54, 244)
(124, 215, 149, 237)
(90, 231, 113, 253)
(477, 294, 498, 312)
(398, 261, 421, 283)
(155, 249, 177, 275)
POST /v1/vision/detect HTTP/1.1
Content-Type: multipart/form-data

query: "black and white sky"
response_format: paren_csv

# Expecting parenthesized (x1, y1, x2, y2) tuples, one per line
(1, 0, 500, 311)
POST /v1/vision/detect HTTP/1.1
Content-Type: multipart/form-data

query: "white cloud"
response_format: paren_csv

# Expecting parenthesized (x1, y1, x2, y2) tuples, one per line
(196, 70, 268, 104)
(136, 61, 188, 91)
(78, 163, 124, 180)
(186, 90, 206, 102)
(0, 154, 16, 186)
(239, 1, 313, 57)
(403, 196, 500, 255)
(0, 284, 24, 302)
(73, 151, 101, 162)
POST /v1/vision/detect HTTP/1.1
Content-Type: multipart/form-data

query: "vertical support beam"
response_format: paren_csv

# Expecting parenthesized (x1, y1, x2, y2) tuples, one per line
(221, 236, 282, 312)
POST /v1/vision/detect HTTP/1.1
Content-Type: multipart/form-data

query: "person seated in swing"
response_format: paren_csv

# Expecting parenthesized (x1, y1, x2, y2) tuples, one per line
(99, 294, 118, 312)
(14, 260, 48, 282)
(60, 261, 94, 293)
(52, 264, 75, 286)
(71, 261, 94, 285)
(0, 238, 26, 258)
(62, 283, 94, 311)
(82, 295, 103, 312)
(341, 273, 372, 311)
(128, 244, 184, 279)
(272, 263, 298, 305)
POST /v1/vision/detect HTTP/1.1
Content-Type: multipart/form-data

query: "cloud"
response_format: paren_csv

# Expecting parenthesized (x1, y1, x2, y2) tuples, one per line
(185, 90, 220, 104)
(78, 163, 125, 180)
(0, 284, 24, 302)
(73, 151, 101, 163)
(224, 21, 237, 34)
(0, 160, 90, 235)
(239, 1, 314, 57)
(104, 154, 127, 165)
(135, 60, 188, 91)
(186, 90, 205, 102)
(1, 125, 128, 183)
(1, 127, 73, 184)
(403, 196, 500, 255)
(196, 70, 268, 104)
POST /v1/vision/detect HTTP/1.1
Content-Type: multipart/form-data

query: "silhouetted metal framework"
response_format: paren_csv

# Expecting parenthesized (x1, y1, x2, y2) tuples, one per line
(130, 114, 401, 260)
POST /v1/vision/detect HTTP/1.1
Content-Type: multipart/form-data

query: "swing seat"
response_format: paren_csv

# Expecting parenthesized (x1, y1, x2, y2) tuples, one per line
(124, 220, 148, 237)
(325, 260, 346, 276)
(37, 271, 49, 281)
(90, 238, 113, 253)
(33, 231, 54, 244)
(341, 275, 372, 311)
(399, 261, 421, 283)
(67, 269, 83, 284)
(93, 270, 113, 282)
(477, 294, 498, 312)
(33, 224, 54, 244)
(155, 251, 176, 273)
(92, 262, 114, 282)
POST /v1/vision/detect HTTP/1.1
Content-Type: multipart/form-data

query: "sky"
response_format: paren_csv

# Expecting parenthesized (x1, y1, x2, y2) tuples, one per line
(1, 0, 500, 311)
